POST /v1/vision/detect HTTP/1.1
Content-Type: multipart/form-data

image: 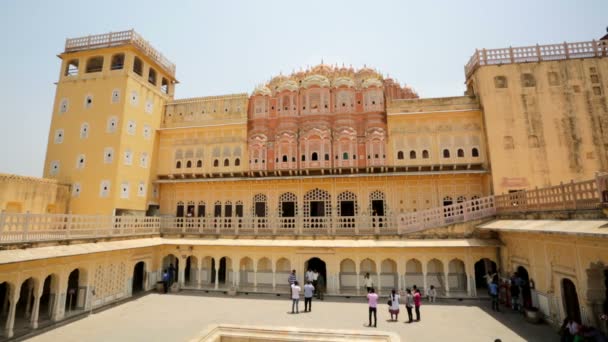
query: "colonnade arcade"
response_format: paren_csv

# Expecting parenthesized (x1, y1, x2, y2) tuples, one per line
(163, 251, 498, 298)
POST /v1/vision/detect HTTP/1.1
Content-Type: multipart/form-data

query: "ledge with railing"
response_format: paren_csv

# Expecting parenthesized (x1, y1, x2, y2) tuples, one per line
(465, 39, 608, 78)
(64, 29, 176, 76)
(1, 175, 607, 244)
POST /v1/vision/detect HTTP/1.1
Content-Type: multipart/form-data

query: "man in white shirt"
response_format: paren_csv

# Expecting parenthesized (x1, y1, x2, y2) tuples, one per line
(291, 281, 301, 314)
(304, 281, 315, 312)
(306, 269, 314, 283)
(312, 270, 319, 295)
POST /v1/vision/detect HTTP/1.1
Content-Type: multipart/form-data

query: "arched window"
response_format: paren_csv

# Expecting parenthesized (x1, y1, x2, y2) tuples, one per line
(282, 155, 288, 162)
(443, 196, 453, 206)
(301, 154, 306, 161)
(224, 158, 230, 167)
(471, 148, 479, 157)
(111, 53, 125, 70)
(235, 158, 240, 166)
(325, 153, 330, 161)
(422, 150, 429, 159)
(148, 68, 157, 85)
(161, 78, 169, 94)
(65, 59, 79, 76)
(343, 152, 349, 160)
(312, 152, 318, 161)
(409, 150, 416, 159)
(213, 159, 219, 167)
(443, 149, 450, 158)
(176, 161, 182, 169)
(457, 149, 464, 157)
(397, 151, 404, 160)
(85, 56, 104, 73)
(186, 160, 192, 168)
(196, 160, 202, 168)
(133, 57, 143, 76)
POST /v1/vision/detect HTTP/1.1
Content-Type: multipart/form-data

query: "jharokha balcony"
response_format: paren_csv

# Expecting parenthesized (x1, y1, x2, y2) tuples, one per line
(1, 175, 606, 244)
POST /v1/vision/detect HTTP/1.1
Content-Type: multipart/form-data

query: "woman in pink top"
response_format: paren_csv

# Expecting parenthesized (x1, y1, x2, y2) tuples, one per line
(413, 289, 421, 321)
(367, 288, 378, 327)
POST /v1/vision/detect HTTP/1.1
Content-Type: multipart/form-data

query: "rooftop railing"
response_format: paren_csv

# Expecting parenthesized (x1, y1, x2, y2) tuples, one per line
(465, 40, 608, 78)
(1, 175, 606, 244)
(64, 29, 176, 76)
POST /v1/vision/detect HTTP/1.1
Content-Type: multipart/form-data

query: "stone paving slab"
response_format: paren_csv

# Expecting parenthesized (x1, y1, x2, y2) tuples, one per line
(26, 292, 557, 342)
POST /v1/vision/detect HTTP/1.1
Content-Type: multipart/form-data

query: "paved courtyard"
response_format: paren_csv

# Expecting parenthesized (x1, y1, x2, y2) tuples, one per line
(27, 292, 556, 342)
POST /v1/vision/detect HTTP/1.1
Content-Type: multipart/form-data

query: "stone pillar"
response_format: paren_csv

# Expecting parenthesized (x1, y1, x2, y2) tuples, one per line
(30, 283, 43, 329)
(377, 271, 382, 295)
(52, 281, 67, 322)
(466, 272, 472, 297)
(255, 265, 259, 291)
(25, 284, 33, 319)
(214, 268, 219, 290)
(356, 273, 360, 295)
(5, 288, 19, 338)
(197, 261, 203, 288)
(421, 261, 428, 296)
(336, 271, 341, 295)
(444, 270, 450, 297)
(397, 272, 403, 291)
(178, 258, 186, 287)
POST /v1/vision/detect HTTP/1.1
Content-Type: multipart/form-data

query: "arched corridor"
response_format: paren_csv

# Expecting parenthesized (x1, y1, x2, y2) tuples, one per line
(132, 262, 146, 294)
(339, 259, 356, 294)
(405, 259, 423, 290)
(427, 259, 445, 295)
(474, 258, 497, 292)
(162, 254, 179, 285)
(448, 259, 467, 294)
(562, 278, 581, 323)
(380, 259, 398, 291)
(185, 256, 198, 285)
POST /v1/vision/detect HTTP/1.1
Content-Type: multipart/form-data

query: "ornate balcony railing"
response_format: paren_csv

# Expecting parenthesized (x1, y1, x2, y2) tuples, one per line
(1, 175, 607, 244)
(64, 29, 176, 76)
(465, 39, 608, 78)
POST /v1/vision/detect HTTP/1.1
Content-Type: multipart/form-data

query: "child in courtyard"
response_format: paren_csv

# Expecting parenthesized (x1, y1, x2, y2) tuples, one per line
(428, 285, 437, 302)
(388, 288, 400, 321)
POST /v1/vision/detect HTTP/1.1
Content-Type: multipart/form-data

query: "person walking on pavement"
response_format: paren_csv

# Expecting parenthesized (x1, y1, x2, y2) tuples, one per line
(304, 281, 315, 312)
(364, 273, 374, 293)
(316, 273, 325, 300)
(388, 288, 400, 321)
(404, 288, 414, 323)
(413, 288, 422, 321)
(367, 288, 379, 327)
(162, 269, 170, 293)
(489, 279, 500, 312)
(291, 281, 301, 314)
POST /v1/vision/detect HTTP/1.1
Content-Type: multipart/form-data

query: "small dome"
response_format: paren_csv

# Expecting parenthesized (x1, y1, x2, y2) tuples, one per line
(362, 78, 383, 89)
(252, 85, 271, 96)
(277, 80, 299, 92)
(332, 76, 355, 88)
(301, 74, 330, 89)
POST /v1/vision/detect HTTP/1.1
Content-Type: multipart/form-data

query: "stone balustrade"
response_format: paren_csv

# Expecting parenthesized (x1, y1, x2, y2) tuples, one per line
(1, 175, 606, 244)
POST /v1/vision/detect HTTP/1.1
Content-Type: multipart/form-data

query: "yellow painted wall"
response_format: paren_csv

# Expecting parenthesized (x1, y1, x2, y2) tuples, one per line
(499, 230, 608, 329)
(158, 173, 491, 216)
(469, 58, 608, 194)
(0, 174, 70, 214)
(43, 46, 174, 214)
(386, 96, 487, 168)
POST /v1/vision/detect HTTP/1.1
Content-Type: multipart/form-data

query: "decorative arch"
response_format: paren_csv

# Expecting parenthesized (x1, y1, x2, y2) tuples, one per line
(252, 193, 268, 217)
(276, 258, 291, 273)
(304, 188, 331, 218)
(278, 192, 298, 217)
(369, 190, 386, 216)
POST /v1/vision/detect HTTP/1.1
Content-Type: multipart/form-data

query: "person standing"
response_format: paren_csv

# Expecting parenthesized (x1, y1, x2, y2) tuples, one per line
(169, 263, 176, 286)
(510, 279, 520, 311)
(413, 288, 422, 321)
(404, 288, 414, 323)
(312, 269, 319, 293)
(428, 285, 437, 303)
(162, 269, 170, 293)
(288, 269, 297, 286)
(304, 281, 315, 312)
(367, 288, 378, 327)
(291, 281, 301, 314)
(489, 279, 500, 312)
(316, 273, 325, 300)
(388, 289, 400, 321)
(364, 273, 374, 293)
(306, 268, 314, 283)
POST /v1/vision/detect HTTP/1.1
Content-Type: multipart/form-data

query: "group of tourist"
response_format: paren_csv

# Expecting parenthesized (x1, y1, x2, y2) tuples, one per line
(559, 315, 608, 342)
(486, 271, 533, 313)
(366, 285, 423, 327)
(288, 269, 326, 313)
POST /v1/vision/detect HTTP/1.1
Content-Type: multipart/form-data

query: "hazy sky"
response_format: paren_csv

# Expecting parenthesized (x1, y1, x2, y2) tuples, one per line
(0, 0, 606, 177)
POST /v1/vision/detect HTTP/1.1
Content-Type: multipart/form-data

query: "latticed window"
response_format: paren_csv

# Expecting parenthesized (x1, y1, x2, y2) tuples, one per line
(369, 190, 386, 216)
(252, 193, 268, 217)
(337, 191, 358, 217)
(304, 188, 331, 217)
(279, 192, 298, 217)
